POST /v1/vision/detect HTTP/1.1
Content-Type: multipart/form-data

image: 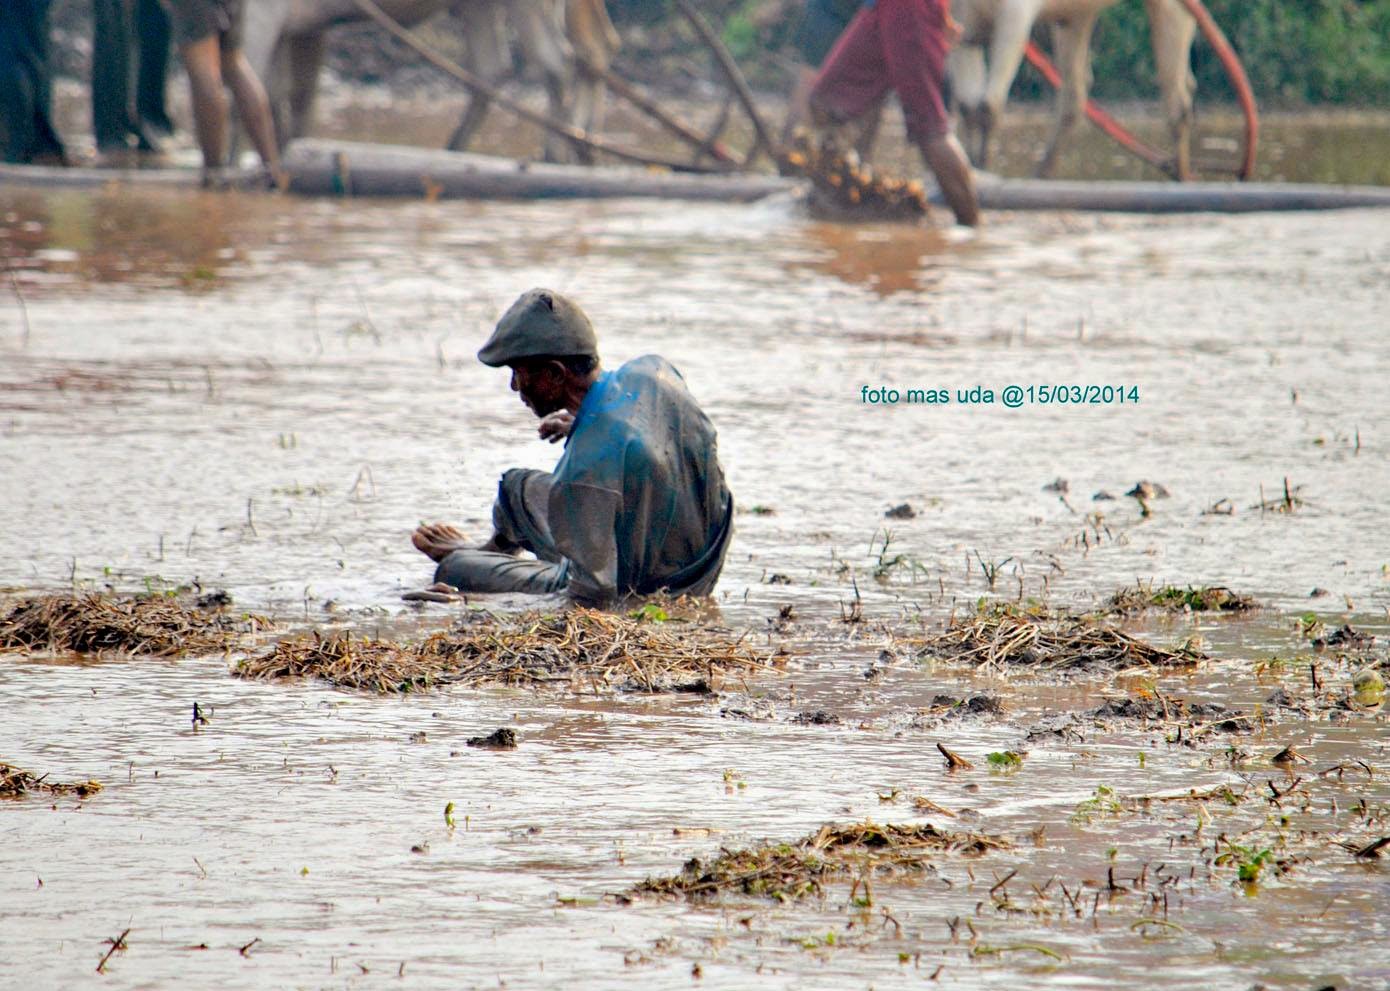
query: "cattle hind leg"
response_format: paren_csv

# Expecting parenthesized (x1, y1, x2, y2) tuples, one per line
(511, 0, 578, 163)
(948, 42, 993, 167)
(564, 0, 619, 161)
(287, 33, 326, 144)
(446, 0, 507, 153)
(1034, 13, 1098, 178)
(1145, 0, 1195, 180)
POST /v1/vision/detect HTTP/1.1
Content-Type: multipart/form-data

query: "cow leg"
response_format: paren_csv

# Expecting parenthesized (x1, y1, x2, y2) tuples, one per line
(1145, 0, 1195, 180)
(1035, 12, 1097, 178)
(510, 0, 576, 163)
(977, 0, 1044, 170)
(287, 31, 325, 141)
(565, 0, 618, 145)
(948, 42, 990, 167)
(446, 0, 507, 152)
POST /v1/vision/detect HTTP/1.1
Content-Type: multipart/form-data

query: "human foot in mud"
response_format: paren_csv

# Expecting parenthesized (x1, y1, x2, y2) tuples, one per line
(410, 523, 472, 561)
(411, 523, 520, 561)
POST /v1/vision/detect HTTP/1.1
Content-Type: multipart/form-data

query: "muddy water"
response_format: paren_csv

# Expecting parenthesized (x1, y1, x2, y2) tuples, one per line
(2, 176, 1389, 990)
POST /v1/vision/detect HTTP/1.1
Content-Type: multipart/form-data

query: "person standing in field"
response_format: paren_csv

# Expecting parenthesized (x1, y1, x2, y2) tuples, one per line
(808, 0, 980, 226)
(782, 0, 882, 155)
(161, 0, 283, 186)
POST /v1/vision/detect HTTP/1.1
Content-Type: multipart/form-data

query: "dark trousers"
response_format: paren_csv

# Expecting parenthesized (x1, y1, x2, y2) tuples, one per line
(92, 0, 172, 150)
(0, 0, 66, 163)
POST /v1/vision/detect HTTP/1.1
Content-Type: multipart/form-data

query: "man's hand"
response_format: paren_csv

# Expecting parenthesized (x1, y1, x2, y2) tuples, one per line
(538, 410, 574, 443)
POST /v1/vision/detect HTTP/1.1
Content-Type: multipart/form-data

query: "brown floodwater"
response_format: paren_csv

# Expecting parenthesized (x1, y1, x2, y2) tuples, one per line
(1, 125, 1389, 990)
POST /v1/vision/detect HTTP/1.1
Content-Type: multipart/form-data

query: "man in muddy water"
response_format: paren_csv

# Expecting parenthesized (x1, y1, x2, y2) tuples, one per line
(409, 289, 734, 608)
(808, 0, 980, 226)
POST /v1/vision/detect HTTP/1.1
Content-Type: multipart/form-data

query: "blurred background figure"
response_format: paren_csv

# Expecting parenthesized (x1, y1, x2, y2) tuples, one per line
(0, 0, 69, 165)
(782, 0, 880, 151)
(809, 0, 979, 225)
(91, 0, 174, 164)
(162, 0, 282, 186)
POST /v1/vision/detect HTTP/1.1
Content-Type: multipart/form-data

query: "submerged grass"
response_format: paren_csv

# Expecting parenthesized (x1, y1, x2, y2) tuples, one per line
(0, 761, 102, 799)
(235, 608, 777, 694)
(914, 604, 1204, 676)
(1102, 583, 1259, 616)
(628, 821, 1008, 902)
(0, 593, 265, 657)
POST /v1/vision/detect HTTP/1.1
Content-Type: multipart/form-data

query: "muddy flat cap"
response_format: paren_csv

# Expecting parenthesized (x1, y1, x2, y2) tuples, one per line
(477, 288, 598, 367)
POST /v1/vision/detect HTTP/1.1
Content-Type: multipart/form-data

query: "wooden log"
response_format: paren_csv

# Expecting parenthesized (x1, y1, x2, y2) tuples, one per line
(4, 150, 1389, 213)
(0, 162, 261, 190)
(972, 176, 1390, 213)
(279, 140, 796, 203)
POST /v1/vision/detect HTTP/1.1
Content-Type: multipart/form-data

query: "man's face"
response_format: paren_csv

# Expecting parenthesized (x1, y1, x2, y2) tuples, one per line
(509, 360, 567, 418)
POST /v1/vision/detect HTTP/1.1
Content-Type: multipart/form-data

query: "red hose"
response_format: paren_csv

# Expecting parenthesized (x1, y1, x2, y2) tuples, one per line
(1021, 0, 1258, 181)
(1022, 41, 1172, 172)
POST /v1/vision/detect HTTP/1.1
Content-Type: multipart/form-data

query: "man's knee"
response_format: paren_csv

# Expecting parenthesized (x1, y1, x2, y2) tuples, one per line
(180, 38, 223, 86)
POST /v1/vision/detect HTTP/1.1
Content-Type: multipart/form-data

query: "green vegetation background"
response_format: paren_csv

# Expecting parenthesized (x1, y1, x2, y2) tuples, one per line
(612, 0, 1390, 107)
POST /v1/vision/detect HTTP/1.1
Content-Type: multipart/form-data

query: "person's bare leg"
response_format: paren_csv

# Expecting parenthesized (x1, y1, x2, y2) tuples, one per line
(220, 48, 282, 180)
(179, 36, 229, 175)
(918, 132, 980, 227)
(781, 66, 818, 146)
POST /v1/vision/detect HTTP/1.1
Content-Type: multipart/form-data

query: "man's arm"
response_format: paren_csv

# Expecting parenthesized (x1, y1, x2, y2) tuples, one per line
(538, 410, 574, 443)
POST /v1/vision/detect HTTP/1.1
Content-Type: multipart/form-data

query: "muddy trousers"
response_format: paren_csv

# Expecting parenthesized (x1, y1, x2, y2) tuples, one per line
(433, 469, 569, 595)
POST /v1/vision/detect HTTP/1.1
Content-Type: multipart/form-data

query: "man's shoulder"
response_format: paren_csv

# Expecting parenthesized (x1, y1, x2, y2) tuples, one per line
(613, 354, 681, 382)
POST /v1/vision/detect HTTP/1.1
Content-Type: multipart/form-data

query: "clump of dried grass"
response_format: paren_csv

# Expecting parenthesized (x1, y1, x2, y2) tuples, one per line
(235, 608, 777, 694)
(1, 761, 102, 799)
(628, 821, 1008, 902)
(0, 593, 265, 657)
(915, 605, 1204, 675)
(1102, 583, 1258, 617)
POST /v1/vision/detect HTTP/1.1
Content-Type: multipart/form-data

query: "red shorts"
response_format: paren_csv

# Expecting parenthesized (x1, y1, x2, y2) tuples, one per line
(809, 0, 952, 141)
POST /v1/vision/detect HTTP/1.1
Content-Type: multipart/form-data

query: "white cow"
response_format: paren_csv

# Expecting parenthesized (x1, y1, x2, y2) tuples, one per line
(240, 0, 619, 162)
(949, 0, 1197, 179)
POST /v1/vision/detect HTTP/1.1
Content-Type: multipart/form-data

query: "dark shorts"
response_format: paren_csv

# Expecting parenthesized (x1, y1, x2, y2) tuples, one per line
(163, 0, 242, 50)
(809, 0, 952, 141)
(791, 0, 863, 67)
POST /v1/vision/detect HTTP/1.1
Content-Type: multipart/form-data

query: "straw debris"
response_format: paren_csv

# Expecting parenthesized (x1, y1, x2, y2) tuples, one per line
(915, 605, 1204, 675)
(779, 131, 927, 221)
(0, 593, 266, 657)
(235, 607, 776, 694)
(1, 761, 102, 799)
(628, 821, 1008, 902)
(1102, 583, 1259, 617)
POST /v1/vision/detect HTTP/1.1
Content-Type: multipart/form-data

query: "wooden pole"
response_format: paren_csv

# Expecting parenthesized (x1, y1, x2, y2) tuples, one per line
(347, 0, 715, 173)
(671, 0, 779, 167)
(581, 58, 739, 168)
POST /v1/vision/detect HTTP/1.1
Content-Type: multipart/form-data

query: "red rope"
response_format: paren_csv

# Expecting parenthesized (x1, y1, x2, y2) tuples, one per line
(1020, 0, 1258, 181)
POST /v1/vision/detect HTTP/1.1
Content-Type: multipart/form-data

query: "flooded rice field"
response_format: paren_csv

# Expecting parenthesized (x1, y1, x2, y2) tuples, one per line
(2, 167, 1389, 990)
